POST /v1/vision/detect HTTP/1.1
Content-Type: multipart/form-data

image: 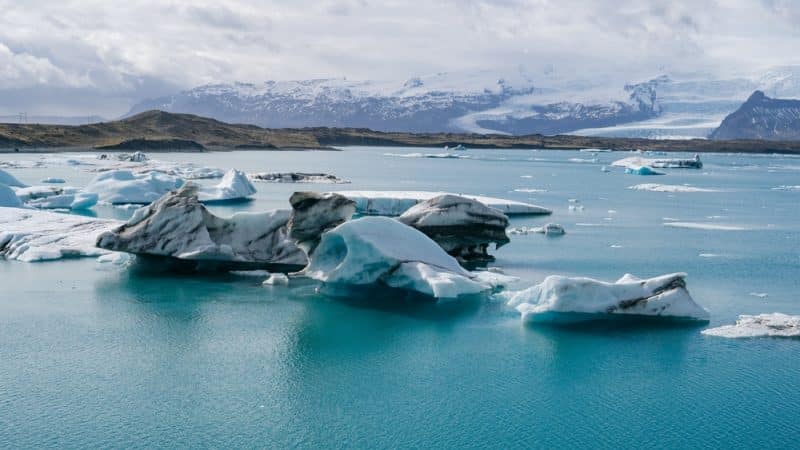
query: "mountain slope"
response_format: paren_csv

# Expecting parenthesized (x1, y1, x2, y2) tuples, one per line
(126, 73, 662, 135)
(710, 91, 800, 141)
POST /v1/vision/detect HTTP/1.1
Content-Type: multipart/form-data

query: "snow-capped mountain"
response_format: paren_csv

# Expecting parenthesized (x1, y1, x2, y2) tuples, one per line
(710, 91, 800, 140)
(126, 67, 800, 138)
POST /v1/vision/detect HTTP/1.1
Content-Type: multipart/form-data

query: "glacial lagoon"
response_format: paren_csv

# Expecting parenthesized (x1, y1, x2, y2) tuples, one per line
(2, 147, 800, 448)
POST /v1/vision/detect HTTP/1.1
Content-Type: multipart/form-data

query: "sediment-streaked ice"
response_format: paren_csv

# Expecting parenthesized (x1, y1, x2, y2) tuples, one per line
(664, 222, 750, 231)
(501, 272, 709, 323)
(702, 313, 800, 338)
(333, 190, 551, 216)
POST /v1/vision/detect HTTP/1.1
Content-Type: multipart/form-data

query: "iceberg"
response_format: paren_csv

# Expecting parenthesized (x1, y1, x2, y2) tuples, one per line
(96, 184, 306, 270)
(508, 223, 565, 236)
(502, 272, 709, 323)
(27, 192, 98, 210)
(197, 169, 256, 202)
(303, 216, 501, 298)
(117, 151, 149, 162)
(287, 191, 356, 254)
(333, 190, 551, 216)
(624, 165, 664, 176)
(0, 169, 27, 188)
(263, 273, 290, 286)
(13, 185, 79, 203)
(0, 207, 119, 262)
(629, 184, 718, 193)
(84, 170, 184, 204)
(612, 155, 702, 170)
(702, 313, 800, 338)
(397, 194, 510, 262)
(250, 172, 349, 184)
(0, 184, 22, 207)
(41, 177, 66, 184)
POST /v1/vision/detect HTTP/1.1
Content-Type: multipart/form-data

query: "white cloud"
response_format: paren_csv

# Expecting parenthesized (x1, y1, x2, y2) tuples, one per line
(0, 0, 798, 115)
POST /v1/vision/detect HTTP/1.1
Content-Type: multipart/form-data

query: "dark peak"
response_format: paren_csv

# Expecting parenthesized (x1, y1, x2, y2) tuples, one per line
(746, 90, 767, 103)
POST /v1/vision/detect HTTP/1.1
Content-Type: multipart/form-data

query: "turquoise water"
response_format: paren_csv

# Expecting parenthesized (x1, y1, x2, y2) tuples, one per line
(2, 148, 800, 448)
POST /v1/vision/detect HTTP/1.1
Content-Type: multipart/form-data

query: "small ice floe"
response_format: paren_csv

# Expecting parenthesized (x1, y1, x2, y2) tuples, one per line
(500, 272, 709, 323)
(117, 151, 149, 162)
(230, 270, 271, 277)
(84, 170, 184, 204)
(610, 244, 623, 248)
(625, 165, 665, 176)
(41, 177, 66, 184)
(384, 152, 469, 159)
(96, 252, 132, 266)
(0, 169, 27, 188)
(197, 169, 256, 203)
(664, 222, 749, 231)
(333, 190, 551, 216)
(27, 192, 98, 210)
(607, 210, 617, 214)
(601, 166, 610, 173)
(749, 292, 769, 299)
(568, 158, 598, 164)
(0, 184, 23, 207)
(520, 175, 533, 179)
(263, 273, 290, 286)
(0, 207, 119, 261)
(698, 253, 721, 258)
(303, 217, 507, 299)
(508, 223, 565, 236)
(513, 188, 547, 193)
(568, 205, 584, 212)
(702, 313, 800, 338)
(629, 183, 718, 193)
(613, 155, 702, 170)
(250, 172, 349, 184)
(772, 185, 800, 191)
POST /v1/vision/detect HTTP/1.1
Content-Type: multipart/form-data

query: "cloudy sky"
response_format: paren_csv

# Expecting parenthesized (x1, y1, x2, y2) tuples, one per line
(1, 0, 799, 117)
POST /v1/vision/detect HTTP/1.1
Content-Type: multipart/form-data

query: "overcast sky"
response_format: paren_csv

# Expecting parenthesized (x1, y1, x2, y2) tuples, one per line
(1, 0, 799, 116)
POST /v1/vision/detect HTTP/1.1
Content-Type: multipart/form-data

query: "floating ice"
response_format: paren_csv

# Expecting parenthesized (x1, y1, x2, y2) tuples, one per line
(0, 169, 27, 188)
(117, 151, 149, 162)
(0, 184, 22, 207)
(304, 217, 500, 299)
(41, 177, 66, 184)
(96, 252, 132, 266)
(501, 272, 709, 323)
(250, 172, 349, 184)
(613, 155, 702, 170)
(197, 169, 256, 202)
(508, 223, 565, 236)
(513, 188, 547, 193)
(84, 170, 184, 204)
(96, 184, 306, 270)
(263, 273, 289, 286)
(629, 184, 718, 193)
(772, 185, 800, 191)
(749, 292, 769, 299)
(27, 192, 98, 210)
(333, 190, 551, 216)
(702, 313, 800, 338)
(625, 165, 665, 176)
(397, 194, 510, 262)
(384, 152, 470, 159)
(0, 207, 119, 262)
(664, 222, 749, 231)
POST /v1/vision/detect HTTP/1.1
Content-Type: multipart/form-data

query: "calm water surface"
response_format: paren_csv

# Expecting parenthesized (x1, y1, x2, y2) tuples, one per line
(1, 148, 799, 448)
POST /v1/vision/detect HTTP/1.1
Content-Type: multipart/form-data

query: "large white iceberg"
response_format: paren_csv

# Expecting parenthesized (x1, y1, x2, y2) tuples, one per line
(0, 184, 22, 207)
(13, 185, 98, 210)
(0, 169, 27, 188)
(96, 184, 306, 270)
(303, 216, 505, 298)
(197, 169, 256, 202)
(333, 190, 551, 216)
(702, 313, 800, 338)
(84, 170, 184, 204)
(502, 272, 709, 323)
(0, 207, 119, 261)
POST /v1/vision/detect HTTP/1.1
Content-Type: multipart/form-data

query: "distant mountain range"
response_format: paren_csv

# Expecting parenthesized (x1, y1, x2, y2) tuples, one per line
(126, 67, 800, 139)
(710, 91, 800, 141)
(4, 110, 800, 154)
